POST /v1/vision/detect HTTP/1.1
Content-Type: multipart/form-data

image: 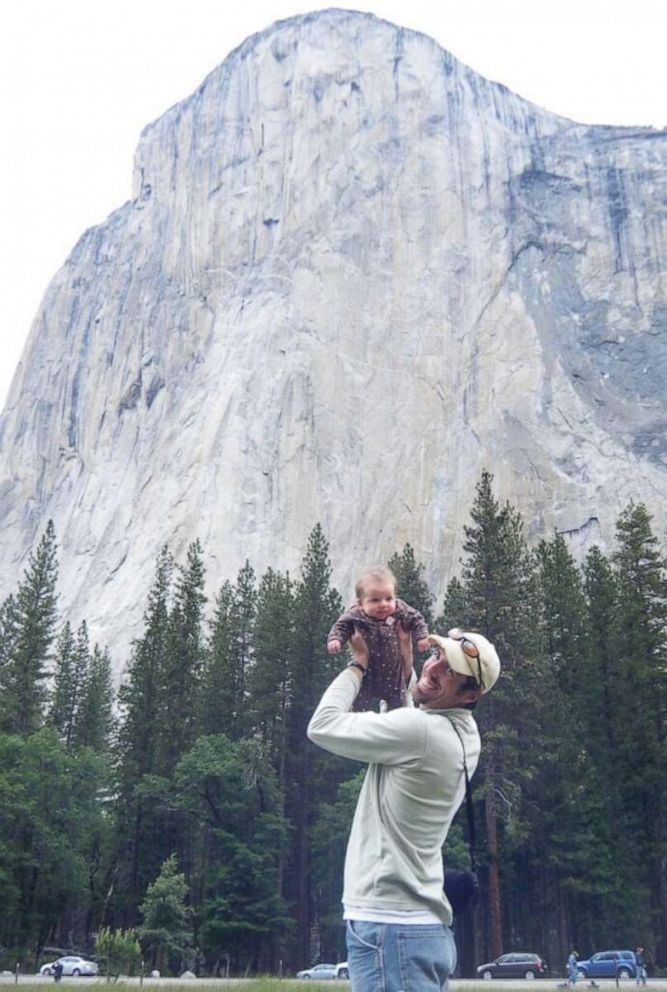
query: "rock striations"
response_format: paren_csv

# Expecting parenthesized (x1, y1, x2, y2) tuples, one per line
(1, 9, 666, 665)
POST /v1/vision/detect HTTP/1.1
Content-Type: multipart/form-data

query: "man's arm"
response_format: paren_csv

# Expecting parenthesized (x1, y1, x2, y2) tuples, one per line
(307, 679, 426, 765)
(307, 627, 425, 766)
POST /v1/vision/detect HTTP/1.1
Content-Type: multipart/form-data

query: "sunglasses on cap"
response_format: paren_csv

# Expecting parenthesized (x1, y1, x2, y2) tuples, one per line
(448, 628, 484, 690)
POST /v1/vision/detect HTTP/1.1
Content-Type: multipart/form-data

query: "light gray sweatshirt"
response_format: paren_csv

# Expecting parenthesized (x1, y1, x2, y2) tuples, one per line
(307, 668, 480, 924)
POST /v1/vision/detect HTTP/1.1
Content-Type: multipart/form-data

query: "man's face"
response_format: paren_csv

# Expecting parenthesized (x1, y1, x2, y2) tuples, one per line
(413, 647, 481, 708)
(358, 581, 397, 620)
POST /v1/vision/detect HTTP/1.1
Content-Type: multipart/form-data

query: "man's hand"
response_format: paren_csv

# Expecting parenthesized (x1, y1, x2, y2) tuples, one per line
(397, 621, 414, 681)
(348, 626, 369, 672)
(327, 639, 342, 654)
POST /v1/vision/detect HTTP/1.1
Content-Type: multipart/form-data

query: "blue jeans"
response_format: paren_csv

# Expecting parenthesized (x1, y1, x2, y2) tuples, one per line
(346, 919, 456, 992)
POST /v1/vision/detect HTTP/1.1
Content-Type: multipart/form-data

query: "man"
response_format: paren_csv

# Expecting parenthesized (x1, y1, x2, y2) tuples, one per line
(567, 950, 579, 987)
(307, 625, 500, 992)
(635, 947, 647, 987)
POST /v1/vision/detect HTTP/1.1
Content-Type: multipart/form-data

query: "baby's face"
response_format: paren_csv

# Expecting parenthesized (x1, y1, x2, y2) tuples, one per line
(359, 581, 397, 620)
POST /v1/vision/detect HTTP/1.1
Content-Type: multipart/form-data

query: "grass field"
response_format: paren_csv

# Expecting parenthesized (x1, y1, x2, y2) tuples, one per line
(5, 980, 667, 992)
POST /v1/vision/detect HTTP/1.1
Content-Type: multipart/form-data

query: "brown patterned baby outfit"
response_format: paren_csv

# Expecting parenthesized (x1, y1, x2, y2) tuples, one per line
(327, 599, 429, 711)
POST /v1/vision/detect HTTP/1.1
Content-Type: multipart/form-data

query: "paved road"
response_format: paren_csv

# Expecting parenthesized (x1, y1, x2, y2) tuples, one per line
(2, 979, 667, 989)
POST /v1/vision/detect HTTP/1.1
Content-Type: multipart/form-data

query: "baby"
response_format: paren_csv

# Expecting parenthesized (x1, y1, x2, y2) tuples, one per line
(327, 565, 430, 711)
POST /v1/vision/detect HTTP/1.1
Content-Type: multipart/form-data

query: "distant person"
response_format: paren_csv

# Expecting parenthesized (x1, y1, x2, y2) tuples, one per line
(53, 961, 63, 984)
(327, 565, 429, 710)
(635, 947, 647, 986)
(567, 950, 579, 987)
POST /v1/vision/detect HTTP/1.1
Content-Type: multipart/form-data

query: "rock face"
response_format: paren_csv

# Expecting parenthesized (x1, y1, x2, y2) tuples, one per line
(1, 10, 666, 666)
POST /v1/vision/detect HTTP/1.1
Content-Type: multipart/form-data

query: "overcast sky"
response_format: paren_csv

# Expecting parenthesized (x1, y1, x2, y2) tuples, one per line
(2, 0, 665, 409)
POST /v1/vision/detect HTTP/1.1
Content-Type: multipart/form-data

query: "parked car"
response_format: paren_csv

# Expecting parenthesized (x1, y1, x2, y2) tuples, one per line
(577, 951, 636, 980)
(296, 961, 349, 979)
(40, 956, 99, 977)
(477, 952, 548, 980)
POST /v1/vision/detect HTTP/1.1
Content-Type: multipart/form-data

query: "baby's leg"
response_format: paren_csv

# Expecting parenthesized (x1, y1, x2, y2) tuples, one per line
(368, 648, 406, 711)
(382, 685, 406, 710)
(352, 679, 374, 712)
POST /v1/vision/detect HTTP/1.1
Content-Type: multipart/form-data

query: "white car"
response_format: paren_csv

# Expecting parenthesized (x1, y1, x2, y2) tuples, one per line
(40, 956, 99, 977)
(296, 961, 349, 979)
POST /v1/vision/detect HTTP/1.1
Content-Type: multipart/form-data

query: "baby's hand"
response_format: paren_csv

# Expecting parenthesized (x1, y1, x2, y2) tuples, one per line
(417, 637, 430, 653)
(328, 639, 342, 654)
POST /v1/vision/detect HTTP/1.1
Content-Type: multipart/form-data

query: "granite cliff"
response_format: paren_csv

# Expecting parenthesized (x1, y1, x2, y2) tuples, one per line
(1, 9, 666, 663)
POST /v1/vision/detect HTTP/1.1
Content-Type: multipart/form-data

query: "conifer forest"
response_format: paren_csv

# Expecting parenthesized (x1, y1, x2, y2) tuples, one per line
(1, 472, 666, 977)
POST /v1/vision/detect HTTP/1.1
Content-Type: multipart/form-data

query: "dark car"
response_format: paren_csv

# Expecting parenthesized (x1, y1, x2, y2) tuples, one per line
(477, 953, 548, 980)
(577, 951, 636, 980)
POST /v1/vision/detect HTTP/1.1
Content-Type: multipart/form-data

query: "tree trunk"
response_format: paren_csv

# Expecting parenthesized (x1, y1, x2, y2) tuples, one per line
(454, 902, 478, 976)
(296, 749, 311, 966)
(485, 788, 502, 958)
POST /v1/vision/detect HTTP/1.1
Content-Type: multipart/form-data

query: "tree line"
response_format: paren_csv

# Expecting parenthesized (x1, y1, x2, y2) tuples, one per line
(0, 471, 665, 977)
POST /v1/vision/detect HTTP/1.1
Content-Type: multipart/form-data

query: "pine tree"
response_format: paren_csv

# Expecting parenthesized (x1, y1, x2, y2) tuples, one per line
(200, 562, 257, 740)
(160, 541, 207, 774)
(583, 546, 621, 756)
(200, 580, 235, 736)
(115, 547, 174, 921)
(231, 560, 257, 717)
(173, 735, 289, 973)
(0, 593, 19, 683)
(50, 621, 90, 750)
(456, 472, 536, 957)
(612, 503, 667, 727)
(437, 576, 469, 632)
(49, 622, 77, 736)
(536, 532, 590, 679)
(138, 854, 192, 975)
(580, 542, 649, 948)
(611, 503, 667, 961)
(461, 471, 531, 664)
(117, 547, 173, 783)
(1, 520, 59, 735)
(530, 533, 629, 957)
(95, 927, 142, 980)
(286, 524, 343, 968)
(73, 644, 114, 752)
(311, 772, 365, 961)
(0, 727, 111, 954)
(387, 543, 435, 627)
(244, 566, 296, 955)
(246, 568, 295, 767)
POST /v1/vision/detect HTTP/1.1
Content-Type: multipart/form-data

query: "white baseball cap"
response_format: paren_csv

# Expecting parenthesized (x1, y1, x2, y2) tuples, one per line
(427, 628, 500, 694)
